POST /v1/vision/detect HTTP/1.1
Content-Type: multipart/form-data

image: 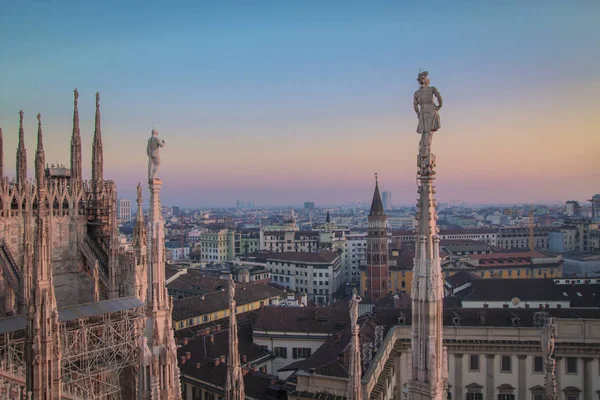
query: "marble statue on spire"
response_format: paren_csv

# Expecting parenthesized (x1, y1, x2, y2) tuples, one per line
(414, 71, 443, 158)
(408, 71, 447, 400)
(147, 129, 165, 181)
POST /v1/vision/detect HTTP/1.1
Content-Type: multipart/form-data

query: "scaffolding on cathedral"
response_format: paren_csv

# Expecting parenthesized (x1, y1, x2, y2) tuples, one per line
(0, 297, 144, 399)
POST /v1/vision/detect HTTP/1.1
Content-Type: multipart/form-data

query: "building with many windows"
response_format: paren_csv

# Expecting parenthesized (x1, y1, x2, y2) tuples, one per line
(265, 251, 342, 304)
(118, 198, 131, 221)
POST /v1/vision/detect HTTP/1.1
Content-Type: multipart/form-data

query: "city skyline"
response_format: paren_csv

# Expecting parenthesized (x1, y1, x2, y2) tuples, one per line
(1, 1, 599, 207)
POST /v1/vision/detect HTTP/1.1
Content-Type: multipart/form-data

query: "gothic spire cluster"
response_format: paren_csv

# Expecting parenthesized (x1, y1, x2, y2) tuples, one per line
(3, 89, 104, 187)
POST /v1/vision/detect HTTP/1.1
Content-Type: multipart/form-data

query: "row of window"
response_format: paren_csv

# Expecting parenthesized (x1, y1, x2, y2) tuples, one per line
(467, 354, 578, 374)
(273, 346, 312, 359)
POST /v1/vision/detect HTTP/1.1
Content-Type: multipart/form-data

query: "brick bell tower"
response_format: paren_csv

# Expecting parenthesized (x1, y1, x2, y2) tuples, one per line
(366, 174, 388, 301)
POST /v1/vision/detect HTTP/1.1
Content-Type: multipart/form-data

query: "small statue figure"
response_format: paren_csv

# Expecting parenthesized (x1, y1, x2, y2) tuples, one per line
(414, 71, 443, 158)
(228, 274, 236, 303)
(349, 292, 362, 327)
(147, 129, 165, 181)
(541, 317, 556, 359)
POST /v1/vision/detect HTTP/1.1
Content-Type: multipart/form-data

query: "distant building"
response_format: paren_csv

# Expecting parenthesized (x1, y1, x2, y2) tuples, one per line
(303, 201, 315, 210)
(590, 194, 600, 221)
(548, 226, 578, 253)
(265, 252, 342, 304)
(172, 205, 180, 216)
(566, 200, 580, 216)
(382, 191, 392, 211)
(118, 198, 131, 222)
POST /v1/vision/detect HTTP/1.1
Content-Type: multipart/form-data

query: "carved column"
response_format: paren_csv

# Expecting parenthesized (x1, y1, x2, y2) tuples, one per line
(454, 354, 463, 400)
(485, 354, 495, 399)
(584, 358, 592, 400)
(518, 355, 527, 400)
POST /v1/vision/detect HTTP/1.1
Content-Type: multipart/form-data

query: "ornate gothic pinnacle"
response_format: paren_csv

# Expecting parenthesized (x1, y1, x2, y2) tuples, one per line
(37, 113, 43, 151)
(0, 127, 4, 178)
(17, 110, 27, 186)
(71, 88, 82, 182)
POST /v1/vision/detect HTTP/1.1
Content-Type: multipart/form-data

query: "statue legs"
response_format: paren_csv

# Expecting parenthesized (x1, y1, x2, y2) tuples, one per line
(148, 158, 160, 181)
(419, 132, 434, 158)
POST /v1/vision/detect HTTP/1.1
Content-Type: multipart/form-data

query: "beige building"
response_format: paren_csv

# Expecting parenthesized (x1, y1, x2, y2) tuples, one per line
(284, 308, 600, 400)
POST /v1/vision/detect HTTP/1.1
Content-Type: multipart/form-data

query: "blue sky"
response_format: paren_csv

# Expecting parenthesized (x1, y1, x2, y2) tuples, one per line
(1, 1, 599, 207)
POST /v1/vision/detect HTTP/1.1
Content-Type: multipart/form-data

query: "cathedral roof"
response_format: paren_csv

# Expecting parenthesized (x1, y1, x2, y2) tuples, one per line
(369, 179, 385, 217)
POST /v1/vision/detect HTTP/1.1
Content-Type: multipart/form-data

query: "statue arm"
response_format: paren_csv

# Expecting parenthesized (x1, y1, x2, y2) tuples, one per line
(433, 87, 443, 111)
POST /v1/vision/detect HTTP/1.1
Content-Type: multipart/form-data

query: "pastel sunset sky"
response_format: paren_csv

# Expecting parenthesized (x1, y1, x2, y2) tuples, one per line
(1, 1, 598, 207)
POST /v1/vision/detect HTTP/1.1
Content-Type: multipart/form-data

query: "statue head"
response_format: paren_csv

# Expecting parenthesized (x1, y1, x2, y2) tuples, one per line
(151, 128, 159, 137)
(417, 71, 430, 87)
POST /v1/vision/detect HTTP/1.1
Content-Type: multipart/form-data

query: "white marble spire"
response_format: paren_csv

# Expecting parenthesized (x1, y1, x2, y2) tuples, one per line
(225, 274, 245, 400)
(408, 71, 448, 400)
(347, 293, 362, 400)
(138, 166, 181, 398)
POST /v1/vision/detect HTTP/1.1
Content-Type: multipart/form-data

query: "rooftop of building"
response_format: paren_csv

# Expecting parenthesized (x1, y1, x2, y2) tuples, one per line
(438, 228, 497, 235)
(265, 251, 340, 264)
(172, 284, 286, 321)
(177, 322, 285, 400)
(253, 304, 350, 334)
(374, 306, 600, 328)
(562, 252, 600, 261)
(167, 271, 229, 294)
(454, 278, 600, 306)
(279, 314, 380, 378)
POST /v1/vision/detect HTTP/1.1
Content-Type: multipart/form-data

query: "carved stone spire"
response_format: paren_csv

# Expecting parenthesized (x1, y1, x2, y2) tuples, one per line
(139, 175, 181, 399)
(16, 110, 27, 185)
(26, 184, 62, 398)
(366, 174, 388, 301)
(92, 92, 104, 182)
(70, 88, 82, 182)
(347, 293, 362, 400)
(408, 86, 447, 398)
(132, 182, 148, 303)
(0, 127, 4, 178)
(35, 113, 45, 187)
(225, 275, 245, 400)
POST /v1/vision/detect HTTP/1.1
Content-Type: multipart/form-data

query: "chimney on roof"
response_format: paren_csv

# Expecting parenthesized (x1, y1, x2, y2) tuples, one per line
(251, 364, 258, 372)
(214, 358, 220, 367)
(242, 367, 250, 376)
(180, 356, 187, 365)
(270, 377, 278, 386)
(478, 311, 486, 325)
(209, 335, 215, 343)
(259, 366, 266, 373)
(183, 337, 189, 345)
(333, 334, 341, 344)
(196, 362, 201, 369)
(337, 353, 344, 364)
(241, 354, 247, 363)
(186, 352, 191, 360)
(220, 355, 226, 363)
